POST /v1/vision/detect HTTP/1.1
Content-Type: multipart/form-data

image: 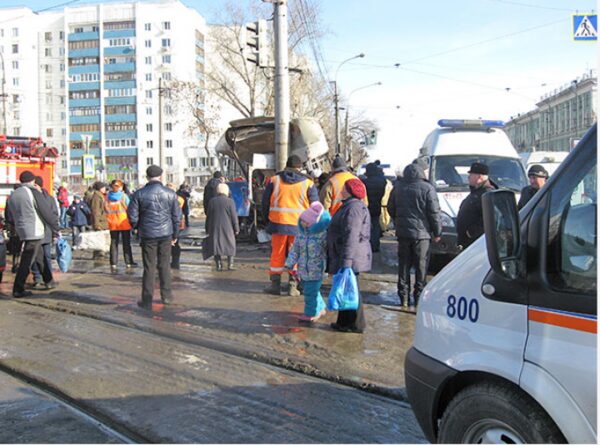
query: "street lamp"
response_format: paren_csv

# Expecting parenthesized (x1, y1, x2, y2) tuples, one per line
(332, 53, 364, 155)
(344, 81, 382, 164)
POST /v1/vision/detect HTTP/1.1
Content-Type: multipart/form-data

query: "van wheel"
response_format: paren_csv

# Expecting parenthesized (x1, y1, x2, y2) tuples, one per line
(438, 382, 565, 444)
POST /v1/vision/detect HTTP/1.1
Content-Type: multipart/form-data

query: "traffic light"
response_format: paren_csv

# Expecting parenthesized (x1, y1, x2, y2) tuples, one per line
(244, 19, 268, 68)
(368, 130, 377, 145)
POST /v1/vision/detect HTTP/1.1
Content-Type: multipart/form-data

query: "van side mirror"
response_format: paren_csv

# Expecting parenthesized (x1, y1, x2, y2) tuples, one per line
(482, 190, 521, 279)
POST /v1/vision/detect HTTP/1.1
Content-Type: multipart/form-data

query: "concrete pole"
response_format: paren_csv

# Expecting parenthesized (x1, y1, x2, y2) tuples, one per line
(273, 0, 289, 172)
(334, 81, 340, 155)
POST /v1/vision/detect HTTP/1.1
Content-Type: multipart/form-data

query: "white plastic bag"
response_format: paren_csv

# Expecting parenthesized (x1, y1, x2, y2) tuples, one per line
(77, 230, 110, 252)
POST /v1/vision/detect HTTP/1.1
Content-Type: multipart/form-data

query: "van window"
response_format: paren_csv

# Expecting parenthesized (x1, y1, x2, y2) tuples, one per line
(431, 155, 526, 192)
(547, 158, 597, 294)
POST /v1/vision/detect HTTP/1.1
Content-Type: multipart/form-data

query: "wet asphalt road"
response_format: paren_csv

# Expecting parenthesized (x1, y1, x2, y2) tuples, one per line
(0, 301, 425, 443)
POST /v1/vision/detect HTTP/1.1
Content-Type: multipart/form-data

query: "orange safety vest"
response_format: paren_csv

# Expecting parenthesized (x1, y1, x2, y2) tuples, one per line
(329, 171, 357, 216)
(106, 197, 132, 231)
(268, 175, 313, 226)
(177, 196, 185, 230)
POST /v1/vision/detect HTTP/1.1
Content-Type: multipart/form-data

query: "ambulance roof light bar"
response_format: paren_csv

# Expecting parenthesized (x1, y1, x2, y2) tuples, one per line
(438, 119, 505, 129)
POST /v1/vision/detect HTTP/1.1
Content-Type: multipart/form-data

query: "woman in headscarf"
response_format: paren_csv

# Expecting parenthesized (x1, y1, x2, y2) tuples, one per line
(326, 178, 372, 333)
(206, 183, 239, 271)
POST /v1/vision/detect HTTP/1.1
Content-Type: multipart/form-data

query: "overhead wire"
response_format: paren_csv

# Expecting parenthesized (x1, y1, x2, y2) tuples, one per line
(486, 0, 591, 12)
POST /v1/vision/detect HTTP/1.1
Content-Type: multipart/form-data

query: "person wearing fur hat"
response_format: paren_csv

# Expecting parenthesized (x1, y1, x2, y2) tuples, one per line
(326, 178, 372, 333)
(206, 183, 239, 271)
(261, 154, 319, 296)
(284, 201, 331, 322)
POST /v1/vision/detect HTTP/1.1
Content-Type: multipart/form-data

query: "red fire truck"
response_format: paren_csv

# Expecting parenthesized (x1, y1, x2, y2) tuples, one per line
(0, 135, 59, 212)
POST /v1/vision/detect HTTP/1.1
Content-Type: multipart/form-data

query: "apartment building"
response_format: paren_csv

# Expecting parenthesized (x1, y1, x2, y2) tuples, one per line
(0, 0, 207, 187)
(506, 70, 597, 152)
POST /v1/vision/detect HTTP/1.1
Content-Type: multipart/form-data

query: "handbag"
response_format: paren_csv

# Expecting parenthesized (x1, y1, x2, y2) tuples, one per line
(55, 237, 72, 273)
(77, 230, 110, 252)
(202, 236, 213, 260)
(327, 267, 359, 311)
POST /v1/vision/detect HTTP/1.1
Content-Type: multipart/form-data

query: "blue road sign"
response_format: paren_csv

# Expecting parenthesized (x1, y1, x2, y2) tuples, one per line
(573, 14, 597, 41)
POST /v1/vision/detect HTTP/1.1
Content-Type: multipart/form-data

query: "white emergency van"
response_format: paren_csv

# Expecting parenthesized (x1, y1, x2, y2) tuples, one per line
(417, 119, 527, 262)
(405, 124, 597, 443)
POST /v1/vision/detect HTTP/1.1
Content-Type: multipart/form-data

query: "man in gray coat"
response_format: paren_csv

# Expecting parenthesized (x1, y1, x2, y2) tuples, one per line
(8, 171, 59, 298)
(388, 163, 442, 309)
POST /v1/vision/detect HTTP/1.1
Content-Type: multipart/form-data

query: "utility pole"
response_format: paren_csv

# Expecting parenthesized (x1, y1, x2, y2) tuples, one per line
(273, 0, 289, 172)
(333, 81, 340, 156)
(158, 77, 163, 169)
(0, 50, 7, 135)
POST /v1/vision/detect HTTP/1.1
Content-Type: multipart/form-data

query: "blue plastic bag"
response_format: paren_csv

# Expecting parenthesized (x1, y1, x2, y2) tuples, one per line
(327, 267, 359, 311)
(56, 237, 72, 273)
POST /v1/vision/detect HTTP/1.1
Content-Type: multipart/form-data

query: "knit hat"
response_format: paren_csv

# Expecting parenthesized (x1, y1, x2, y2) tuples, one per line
(332, 156, 346, 171)
(299, 201, 324, 227)
(528, 164, 549, 178)
(468, 162, 489, 175)
(146, 165, 163, 178)
(19, 171, 35, 183)
(34, 176, 43, 187)
(286, 155, 302, 169)
(93, 181, 107, 191)
(344, 178, 366, 200)
(216, 183, 229, 195)
(213, 171, 223, 179)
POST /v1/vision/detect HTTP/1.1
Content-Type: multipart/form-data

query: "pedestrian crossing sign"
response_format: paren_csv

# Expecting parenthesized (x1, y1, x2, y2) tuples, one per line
(573, 14, 597, 41)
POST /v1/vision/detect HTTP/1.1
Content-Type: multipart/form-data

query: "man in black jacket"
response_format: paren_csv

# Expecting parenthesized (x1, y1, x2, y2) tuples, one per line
(518, 164, 548, 209)
(127, 165, 181, 309)
(456, 162, 497, 249)
(361, 162, 387, 252)
(388, 163, 441, 309)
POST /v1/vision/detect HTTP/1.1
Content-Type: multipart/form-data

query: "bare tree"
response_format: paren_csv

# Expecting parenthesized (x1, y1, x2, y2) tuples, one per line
(169, 80, 222, 174)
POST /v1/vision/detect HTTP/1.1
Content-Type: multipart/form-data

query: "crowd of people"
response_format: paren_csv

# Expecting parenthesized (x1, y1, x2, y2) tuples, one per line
(3, 156, 550, 336)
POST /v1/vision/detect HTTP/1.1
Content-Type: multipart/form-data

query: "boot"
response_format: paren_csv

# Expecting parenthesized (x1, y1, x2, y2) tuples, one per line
(263, 275, 281, 295)
(214, 255, 223, 271)
(227, 256, 236, 271)
(288, 276, 300, 297)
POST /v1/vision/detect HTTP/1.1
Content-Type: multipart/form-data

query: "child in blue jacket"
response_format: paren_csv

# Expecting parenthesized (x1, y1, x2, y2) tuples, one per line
(67, 195, 91, 249)
(285, 201, 331, 322)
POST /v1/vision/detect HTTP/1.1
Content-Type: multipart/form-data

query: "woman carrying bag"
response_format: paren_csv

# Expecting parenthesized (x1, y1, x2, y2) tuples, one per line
(326, 178, 372, 333)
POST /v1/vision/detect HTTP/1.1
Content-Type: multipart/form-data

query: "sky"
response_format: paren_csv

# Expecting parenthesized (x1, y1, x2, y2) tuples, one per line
(8, 0, 598, 170)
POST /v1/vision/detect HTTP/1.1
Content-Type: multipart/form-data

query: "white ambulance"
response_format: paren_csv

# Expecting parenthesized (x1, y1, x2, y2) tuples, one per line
(417, 119, 527, 263)
(405, 124, 597, 443)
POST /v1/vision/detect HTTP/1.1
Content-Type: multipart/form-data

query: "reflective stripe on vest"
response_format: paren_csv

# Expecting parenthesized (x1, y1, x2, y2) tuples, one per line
(269, 175, 312, 225)
(106, 198, 131, 231)
(330, 171, 356, 216)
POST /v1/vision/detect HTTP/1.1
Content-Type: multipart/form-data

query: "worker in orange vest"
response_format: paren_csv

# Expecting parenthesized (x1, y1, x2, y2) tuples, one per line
(106, 179, 136, 269)
(261, 155, 319, 296)
(320, 155, 366, 216)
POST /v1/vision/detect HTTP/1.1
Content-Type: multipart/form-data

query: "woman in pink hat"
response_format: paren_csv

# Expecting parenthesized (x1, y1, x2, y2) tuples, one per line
(284, 201, 331, 322)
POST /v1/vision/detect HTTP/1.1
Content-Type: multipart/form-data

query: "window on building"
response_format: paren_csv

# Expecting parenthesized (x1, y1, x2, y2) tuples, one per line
(162, 21, 171, 30)
(60, 80, 65, 88)
(13, 127, 20, 136)
(189, 158, 197, 168)
(12, 78, 19, 87)
(11, 44, 18, 54)
(12, 27, 18, 37)
(61, 160, 67, 169)
(13, 111, 19, 120)
(145, 56, 152, 65)
(145, 73, 152, 81)
(45, 48, 52, 57)
(147, 141, 154, 149)
(162, 55, 171, 64)
(146, 107, 152, 115)
(60, 96, 65, 104)
(61, 129, 66, 136)
(146, 123, 153, 132)
(11, 61, 18, 70)
(45, 80, 52, 89)
(145, 39, 151, 48)
(165, 123, 172, 131)
(167, 174, 174, 182)
(165, 140, 172, 148)
(45, 32, 52, 42)
(166, 156, 173, 166)
(161, 38, 171, 47)
(162, 72, 172, 81)
(59, 48, 65, 56)
(46, 128, 53, 137)
(147, 157, 154, 165)
(145, 90, 152, 99)
(12, 94, 18, 103)
(74, 27, 83, 33)
(144, 23, 151, 31)
(59, 63, 64, 72)
(59, 31, 64, 40)
(164, 105, 172, 115)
